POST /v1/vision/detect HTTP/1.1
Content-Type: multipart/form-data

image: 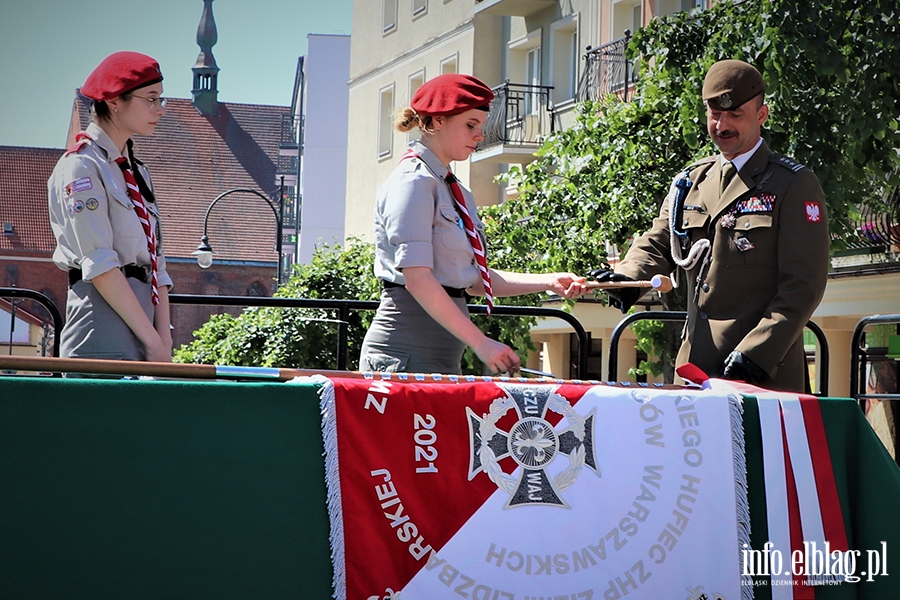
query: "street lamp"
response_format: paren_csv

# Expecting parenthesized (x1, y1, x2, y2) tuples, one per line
(193, 181, 286, 286)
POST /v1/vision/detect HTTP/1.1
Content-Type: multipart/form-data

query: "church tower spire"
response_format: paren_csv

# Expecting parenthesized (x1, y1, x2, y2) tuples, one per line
(191, 0, 220, 116)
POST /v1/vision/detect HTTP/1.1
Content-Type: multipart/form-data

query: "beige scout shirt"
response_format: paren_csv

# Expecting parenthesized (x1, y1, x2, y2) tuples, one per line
(47, 122, 172, 288)
(616, 142, 829, 391)
(373, 140, 483, 290)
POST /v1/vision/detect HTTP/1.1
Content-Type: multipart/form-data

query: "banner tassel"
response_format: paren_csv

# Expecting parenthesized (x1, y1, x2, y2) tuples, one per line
(729, 393, 754, 600)
(317, 376, 347, 600)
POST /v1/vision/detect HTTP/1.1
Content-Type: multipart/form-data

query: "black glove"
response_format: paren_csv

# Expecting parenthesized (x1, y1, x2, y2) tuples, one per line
(589, 267, 641, 314)
(721, 351, 767, 385)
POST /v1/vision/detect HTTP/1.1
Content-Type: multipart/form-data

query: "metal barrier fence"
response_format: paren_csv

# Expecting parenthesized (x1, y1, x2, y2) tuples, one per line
(0, 287, 589, 377)
(850, 313, 900, 403)
(167, 294, 591, 378)
(607, 311, 830, 396)
(0, 287, 62, 358)
(9, 287, 877, 396)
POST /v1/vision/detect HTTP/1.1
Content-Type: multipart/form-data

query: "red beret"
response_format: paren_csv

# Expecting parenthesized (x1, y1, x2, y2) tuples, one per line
(410, 74, 494, 117)
(80, 51, 163, 102)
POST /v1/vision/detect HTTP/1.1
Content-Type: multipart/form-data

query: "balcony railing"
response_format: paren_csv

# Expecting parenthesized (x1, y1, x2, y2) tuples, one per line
(279, 114, 299, 154)
(476, 82, 555, 153)
(276, 154, 299, 177)
(576, 33, 637, 103)
(855, 187, 900, 248)
(836, 190, 900, 269)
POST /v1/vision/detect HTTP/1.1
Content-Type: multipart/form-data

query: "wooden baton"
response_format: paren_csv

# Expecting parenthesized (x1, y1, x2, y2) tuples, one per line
(586, 274, 673, 293)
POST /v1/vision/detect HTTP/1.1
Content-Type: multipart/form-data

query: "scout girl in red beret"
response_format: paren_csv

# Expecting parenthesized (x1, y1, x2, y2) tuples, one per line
(359, 74, 586, 375)
(47, 51, 173, 364)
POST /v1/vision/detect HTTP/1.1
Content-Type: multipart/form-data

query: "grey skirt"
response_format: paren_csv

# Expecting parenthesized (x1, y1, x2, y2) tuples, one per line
(60, 276, 155, 361)
(359, 286, 468, 374)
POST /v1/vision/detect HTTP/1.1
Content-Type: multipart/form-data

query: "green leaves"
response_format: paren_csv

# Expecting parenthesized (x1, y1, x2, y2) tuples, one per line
(174, 238, 381, 370)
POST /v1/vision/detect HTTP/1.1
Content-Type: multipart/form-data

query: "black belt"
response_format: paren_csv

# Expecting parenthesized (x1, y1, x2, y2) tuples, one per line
(69, 265, 149, 286)
(382, 280, 466, 298)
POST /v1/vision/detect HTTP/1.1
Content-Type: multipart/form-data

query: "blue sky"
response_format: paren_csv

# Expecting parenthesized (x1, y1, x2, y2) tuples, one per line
(0, 0, 352, 149)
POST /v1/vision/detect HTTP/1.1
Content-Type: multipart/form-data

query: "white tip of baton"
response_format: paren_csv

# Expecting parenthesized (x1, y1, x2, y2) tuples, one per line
(649, 274, 673, 292)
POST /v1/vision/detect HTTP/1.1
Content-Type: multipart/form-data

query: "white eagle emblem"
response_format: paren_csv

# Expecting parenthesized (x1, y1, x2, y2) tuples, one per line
(805, 201, 821, 223)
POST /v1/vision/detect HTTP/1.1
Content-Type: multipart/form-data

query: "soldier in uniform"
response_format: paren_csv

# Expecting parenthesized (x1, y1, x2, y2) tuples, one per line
(48, 51, 173, 363)
(591, 60, 830, 392)
(360, 74, 586, 375)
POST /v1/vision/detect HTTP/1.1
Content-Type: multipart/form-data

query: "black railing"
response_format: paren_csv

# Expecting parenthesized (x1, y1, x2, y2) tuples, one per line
(849, 314, 900, 465)
(576, 33, 637, 103)
(0, 288, 589, 375)
(279, 114, 299, 151)
(478, 81, 555, 152)
(168, 294, 590, 378)
(0, 288, 62, 358)
(850, 314, 900, 403)
(607, 311, 830, 395)
(849, 188, 900, 251)
(276, 154, 299, 177)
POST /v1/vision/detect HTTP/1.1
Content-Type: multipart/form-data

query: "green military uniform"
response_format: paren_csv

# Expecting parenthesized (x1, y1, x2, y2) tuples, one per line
(616, 142, 830, 391)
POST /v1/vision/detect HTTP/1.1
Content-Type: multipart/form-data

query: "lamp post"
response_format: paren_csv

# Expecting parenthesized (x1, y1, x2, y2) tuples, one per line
(193, 180, 286, 287)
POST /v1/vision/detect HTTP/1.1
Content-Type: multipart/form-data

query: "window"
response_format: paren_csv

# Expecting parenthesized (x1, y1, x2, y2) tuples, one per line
(509, 29, 542, 115)
(412, 0, 427, 18)
(657, 0, 701, 16)
(378, 84, 395, 158)
(612, 0, 642, 39)
(526, 47, 541, 114)
(550, 16, 578, 104)
(440, 54, 458, 75)
(408, 70, 425, 143)
(611, 0, 642, 89)
(383, 0, 397, 34)
(508, 30, 541, 83)
(248, 282, 267, 296)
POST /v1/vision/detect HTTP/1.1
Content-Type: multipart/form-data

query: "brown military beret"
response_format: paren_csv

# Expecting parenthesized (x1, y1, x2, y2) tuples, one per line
(80, 51, 163, 102)
(702, 59, 765, 111)
(411, 74, 494, 117)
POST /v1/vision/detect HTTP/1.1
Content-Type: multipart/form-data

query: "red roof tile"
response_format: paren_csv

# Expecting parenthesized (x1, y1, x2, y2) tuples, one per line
(0, 145, 63, 255)
(69, 96, 290, 263)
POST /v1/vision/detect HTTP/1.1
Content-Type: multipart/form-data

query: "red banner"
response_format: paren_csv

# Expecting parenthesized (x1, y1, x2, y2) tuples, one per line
(321, 377, 748, 600)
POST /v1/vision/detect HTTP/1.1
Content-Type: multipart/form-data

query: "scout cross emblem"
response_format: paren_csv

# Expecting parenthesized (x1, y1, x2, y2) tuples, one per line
(466, 384, 599, 509)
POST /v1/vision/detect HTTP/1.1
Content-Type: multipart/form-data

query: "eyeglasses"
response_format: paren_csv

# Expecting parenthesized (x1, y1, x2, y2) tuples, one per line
(131, 94, 168, 111)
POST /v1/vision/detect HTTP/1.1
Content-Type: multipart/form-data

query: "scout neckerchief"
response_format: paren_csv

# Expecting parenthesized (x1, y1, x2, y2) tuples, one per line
(115, 156, 159, 306)
(401, 149, 493, 313)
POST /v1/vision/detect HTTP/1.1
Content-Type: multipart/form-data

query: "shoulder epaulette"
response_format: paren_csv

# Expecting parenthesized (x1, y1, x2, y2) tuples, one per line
(687, 155, 717, 170)
(770, 153, 806, 173)
(63, 131, 93, 157)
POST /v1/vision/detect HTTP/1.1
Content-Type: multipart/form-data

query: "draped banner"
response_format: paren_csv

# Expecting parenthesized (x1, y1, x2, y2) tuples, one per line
(320, 378, 750, 600)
